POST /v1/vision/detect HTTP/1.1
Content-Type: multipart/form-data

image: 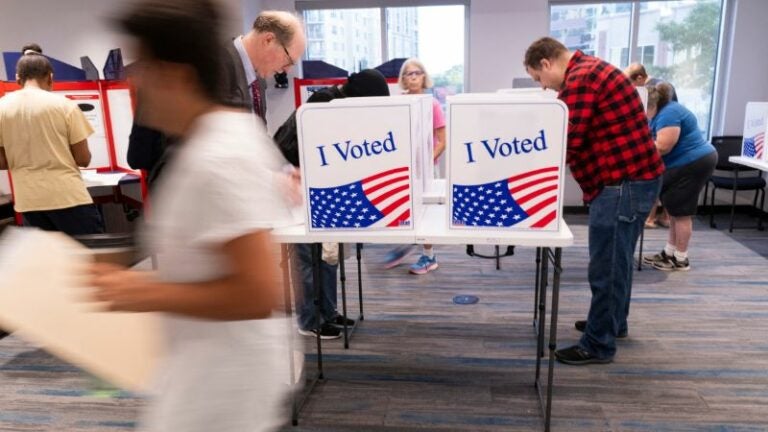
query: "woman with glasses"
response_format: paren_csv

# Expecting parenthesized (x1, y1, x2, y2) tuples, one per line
(383, 58, 447, 275)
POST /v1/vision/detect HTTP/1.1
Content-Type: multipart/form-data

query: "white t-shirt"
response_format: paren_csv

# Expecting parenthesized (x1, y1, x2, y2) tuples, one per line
(141, 110, 293, 432)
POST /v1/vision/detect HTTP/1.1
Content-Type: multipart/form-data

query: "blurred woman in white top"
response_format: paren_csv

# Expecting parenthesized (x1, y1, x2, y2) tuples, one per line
(88, 1, 296, 430)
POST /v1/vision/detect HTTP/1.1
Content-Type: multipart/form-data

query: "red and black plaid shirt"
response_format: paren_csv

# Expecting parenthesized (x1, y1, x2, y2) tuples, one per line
(559, 50, 663, 202)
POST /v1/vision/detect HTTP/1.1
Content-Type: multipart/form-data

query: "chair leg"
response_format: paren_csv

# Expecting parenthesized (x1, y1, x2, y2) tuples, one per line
(759, 188, 766, 231)
(729, 172, 738, 233)
(709, 186, 717, 228)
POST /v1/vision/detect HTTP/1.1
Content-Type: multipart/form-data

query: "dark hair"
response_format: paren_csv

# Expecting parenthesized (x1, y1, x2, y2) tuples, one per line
(116, 0, 223, 100)
(524, 37, 568, 70)
(16, 52, 53, 84)
(252, 12, 295, 46)
(21, 43, 43, 55)
(646, 81, 674, 113)
(342, 69, 390, 97)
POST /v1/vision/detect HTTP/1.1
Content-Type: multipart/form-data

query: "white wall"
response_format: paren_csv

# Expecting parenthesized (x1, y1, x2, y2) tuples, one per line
(467, 0, 548, 92)
(0, 0, 125, 82)
(719, 0, 768, 134)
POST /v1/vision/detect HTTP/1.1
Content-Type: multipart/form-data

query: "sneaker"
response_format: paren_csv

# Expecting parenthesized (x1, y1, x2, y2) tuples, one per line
(383, 245, 415, 269)
(554, 345, 613, 365)
(298, 323, 341, 340)
(653, 255, 690, 272)
(574, 320, 627, 339)
(409, 254, 438, 275)
(642, 250, 671, 266)
(330, 314, 355, 327)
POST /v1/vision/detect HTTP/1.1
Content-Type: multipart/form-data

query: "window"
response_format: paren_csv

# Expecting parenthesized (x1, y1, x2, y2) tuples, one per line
(639, 45, 655, 65)
(300, 4, 466, 102)
(301, 8, 382, 73)
(550, 0, 724, 138)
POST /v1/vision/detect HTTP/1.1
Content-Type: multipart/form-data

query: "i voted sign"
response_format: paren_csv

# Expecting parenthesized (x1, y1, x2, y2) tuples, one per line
(297, 102, 421, 232)
(447, 96, 568, 231)
(742, 102, 768, 161)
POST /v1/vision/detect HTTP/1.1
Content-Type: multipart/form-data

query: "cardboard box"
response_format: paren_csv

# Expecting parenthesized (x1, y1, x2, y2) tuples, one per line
(447, 94, 568, 231)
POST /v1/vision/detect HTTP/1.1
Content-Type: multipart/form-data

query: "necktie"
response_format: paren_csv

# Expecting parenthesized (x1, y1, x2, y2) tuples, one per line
(250, 81, 265, 123)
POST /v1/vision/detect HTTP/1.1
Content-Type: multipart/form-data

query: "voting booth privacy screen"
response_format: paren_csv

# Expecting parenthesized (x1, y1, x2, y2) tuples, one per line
(446, 95, 568, 232)
(742, 102, 768, 161)
(297, 96, 431, 232)
(0, 81, 136, 172)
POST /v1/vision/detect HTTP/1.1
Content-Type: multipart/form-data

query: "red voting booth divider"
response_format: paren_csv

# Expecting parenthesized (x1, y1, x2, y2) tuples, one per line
(1, 80, 147, 225)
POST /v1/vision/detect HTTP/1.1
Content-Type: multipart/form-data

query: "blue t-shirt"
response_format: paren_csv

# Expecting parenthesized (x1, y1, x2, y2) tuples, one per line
(649, 101, 715, 169)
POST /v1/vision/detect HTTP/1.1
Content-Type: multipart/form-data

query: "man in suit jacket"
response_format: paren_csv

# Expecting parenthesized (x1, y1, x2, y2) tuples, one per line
(222, 10, 306, 122)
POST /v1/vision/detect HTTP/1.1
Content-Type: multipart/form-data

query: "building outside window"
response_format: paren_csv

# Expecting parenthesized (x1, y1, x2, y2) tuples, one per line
(301, 4, 466, 105)
(550, 0, 724, 137)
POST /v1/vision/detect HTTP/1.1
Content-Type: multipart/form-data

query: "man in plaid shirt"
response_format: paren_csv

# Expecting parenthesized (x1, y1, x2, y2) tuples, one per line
(525, 37, 663, 365)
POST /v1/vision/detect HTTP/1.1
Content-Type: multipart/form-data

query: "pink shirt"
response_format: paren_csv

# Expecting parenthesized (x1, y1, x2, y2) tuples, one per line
(432, 98, 446, 141)
(432, 98, 446, 165)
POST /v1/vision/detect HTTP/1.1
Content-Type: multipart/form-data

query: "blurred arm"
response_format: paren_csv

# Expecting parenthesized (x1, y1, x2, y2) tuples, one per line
(90, 230, 281, 320)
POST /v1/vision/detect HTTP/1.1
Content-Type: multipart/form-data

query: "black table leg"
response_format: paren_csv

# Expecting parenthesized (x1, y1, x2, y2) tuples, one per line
(356, 243, 364, 321)
(311, 243, 324, 379)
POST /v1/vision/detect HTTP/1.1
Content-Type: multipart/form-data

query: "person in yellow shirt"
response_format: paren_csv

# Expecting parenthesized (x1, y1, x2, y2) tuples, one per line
(0, 52, 103, 235)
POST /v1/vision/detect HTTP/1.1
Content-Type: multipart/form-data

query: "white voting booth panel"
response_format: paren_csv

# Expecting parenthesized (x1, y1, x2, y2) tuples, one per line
(297, 98, 426, 233)
(372, 94, 434, 190)
(447, 95, 568, 232)
(105, 87, 136, 170)
(741, 102, 768, 161)
(496, 88, 559, 99)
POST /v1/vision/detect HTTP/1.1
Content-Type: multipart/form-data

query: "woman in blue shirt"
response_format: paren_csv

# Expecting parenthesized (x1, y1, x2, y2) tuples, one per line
(642, 83, 717, 271)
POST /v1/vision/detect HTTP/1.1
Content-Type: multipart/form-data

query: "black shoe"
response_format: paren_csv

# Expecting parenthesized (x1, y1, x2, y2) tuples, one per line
(653, 255, 691, 272)
(574, 320, 627, 338)
(298, 323, 341, 340)
(555, 345, 613, 365)
(330, 315, 355, 327)
(643, 250, 671, 266)
(0, 330, 9, 340)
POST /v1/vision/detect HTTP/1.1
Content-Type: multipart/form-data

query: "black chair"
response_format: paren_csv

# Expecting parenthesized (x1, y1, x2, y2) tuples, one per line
(703, 136, 766, 232)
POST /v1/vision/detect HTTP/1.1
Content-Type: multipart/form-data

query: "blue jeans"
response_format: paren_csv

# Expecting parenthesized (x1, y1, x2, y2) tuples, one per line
(292, 243, 338, 330)
(580, 177, 661, 359)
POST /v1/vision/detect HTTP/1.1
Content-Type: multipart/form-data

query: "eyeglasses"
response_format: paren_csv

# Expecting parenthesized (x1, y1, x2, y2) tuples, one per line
(404, 70, 424, 78)
(278, 40, 295, 68)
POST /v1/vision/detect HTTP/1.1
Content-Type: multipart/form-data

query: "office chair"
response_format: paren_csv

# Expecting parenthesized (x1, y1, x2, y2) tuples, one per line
(703, 136, 766, 232)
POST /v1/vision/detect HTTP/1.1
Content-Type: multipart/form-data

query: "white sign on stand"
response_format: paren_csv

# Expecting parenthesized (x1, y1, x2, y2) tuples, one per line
(741, 102, 768, 160)
(297, 98, 425, 232)
(447, 95, 568, 231)
(58, 90, 111, 169)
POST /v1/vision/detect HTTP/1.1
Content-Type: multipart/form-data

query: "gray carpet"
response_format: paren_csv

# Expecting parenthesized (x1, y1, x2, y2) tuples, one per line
(1, 213, 767, 431)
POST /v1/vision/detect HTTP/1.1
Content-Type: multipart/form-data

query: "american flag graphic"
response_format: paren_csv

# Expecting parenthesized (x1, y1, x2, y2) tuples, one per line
(452, 166, 559, 229)
(743, 132, 764, 159)
(309, 167, 411, 228)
